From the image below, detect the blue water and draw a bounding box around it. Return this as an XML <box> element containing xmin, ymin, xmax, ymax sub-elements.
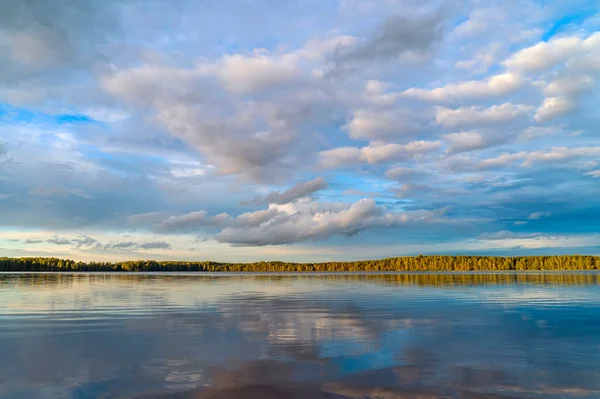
<box><xmin>1</xmin><ymin>273</ymin><xmax>600</xmax><ymax>398</ymax></box>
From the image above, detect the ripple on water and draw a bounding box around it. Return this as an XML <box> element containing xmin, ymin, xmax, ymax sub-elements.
<box><xmin>0</xmin><ymin>272</ymin><xmax>600</xmax><ymax>398</ymax></box>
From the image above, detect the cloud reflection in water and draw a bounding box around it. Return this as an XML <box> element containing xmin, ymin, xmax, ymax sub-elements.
<box><xmin>1</xmin><ymin>273</ymin><xmax>600</xmax><ymax>398</ymax></box>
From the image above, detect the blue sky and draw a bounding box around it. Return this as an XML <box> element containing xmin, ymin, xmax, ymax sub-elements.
<box><xmin>0</xmin><ymin>0</ymin><xmax>599</xmax><ymax>261</ymax></box>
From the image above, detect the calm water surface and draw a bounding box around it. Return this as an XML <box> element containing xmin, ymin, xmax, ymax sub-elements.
<box><xmin>1</xmin><ymin>272</ymin><xmax>600</xmax><ymax>399</ymax></box>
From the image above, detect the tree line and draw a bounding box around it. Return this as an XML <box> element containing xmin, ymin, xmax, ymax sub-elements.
<box><xmin>0</xmin><ymin>255</ymin><xmax>599</xmax><ymax>272</ymax></box>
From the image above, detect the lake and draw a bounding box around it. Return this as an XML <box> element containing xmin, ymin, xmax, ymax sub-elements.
<box><xmin>1</xmin><ymin>272</ymin><xmax>600</xmax><ymax>398</ymax></box>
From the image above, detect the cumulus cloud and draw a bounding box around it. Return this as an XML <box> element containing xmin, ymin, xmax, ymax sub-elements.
<box><xmin>435</xmin><ymin>103</ymin><xmax>532</xmax><ymax>128</ymax></box>
<box><xmin>443</xmin><ymin>130</ymin><xmax>509</xmax><ymax>154</ymax></box>
<box><xmin>385</xmin><ymin>167</ymin><xmax>428</xmax><ymax>181</ymax></box>
<box><xmin>504</xmin><ymin>33</ymin><xmax>600</xmax><ymax>72</ymax></box>
<box><xmin>72</xmin><ymin>235</ymin><xmax>99</xmax><ymax>248</ymax></box>
<box><xmin>534</xmin><ymin>97</ymin><xmax>574</xmax><ymax>122</ymax></box>
<box><xmin>216</xmin><ymin>198</ymin><xmax>448</xmax><ymax>246</ymax></box>
<box><xmin>244</xmin><ymin>177</ymin><xmax>328</xmax><ymax>205</ymax></box>
<box><xmin>231</xmin><ymin>209</ymin><xmax>281</xmax><ymax>228</ymax></box>
<box><xmin>534</xmin><ymin>76</ymin><xmax>595</xmax><ymax>122</ymax></box>
<box><xmin>542</xmin><ymin>76</ymin><xmax>595</xmax><ymax>98</ymax></box>
<box><xmin>212</xmin><ymin>51</ymin><xmax>302</xmax><ymax>94</ymax></box>
<box><xmin>320</xmin><ymin>141</ymin><xmax>441</xmax><ymax>168</ymax></box>
<box><xmin>403</xmin><ymin>73</ymin><xmax>523</xmax><ymax>102</ymax></box>
<box><xmin>343</xmin><ymin>109</ymin><xmax>425</xmax><ymax>139</ymax></box>
<box><xmin>102</xmin><ymin>43</ymin><xmax>340</xmax><ymax>181</ymax></box>
<box><xmin>455</xmin><ymin>42</ymin><xmax>505</xmax><ymax>73</ymax></box>
<box><xmin>362</xmin><ymin>80</ymin><xmax>401</xmax><ymax>107</ymax></box>
<box><xmin>126</xmin><ymin>197</ymin><xmax>455</xmax><ymax>247</ymax></box>
<box><xmin>47</xmin><ymin>236</ymin><xmax>71</xmax><ymax>245</ymax></box>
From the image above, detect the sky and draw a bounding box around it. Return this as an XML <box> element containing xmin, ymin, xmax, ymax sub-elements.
<box><xmin>0</xmin><ymin>0</ymin><xmax>599</xmax><ymax>262</ymax></box>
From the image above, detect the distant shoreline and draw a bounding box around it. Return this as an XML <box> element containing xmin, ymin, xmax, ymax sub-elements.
<box><xmin>1</xmin><ymin>255</ymin><xmax>599</xmax><ymax>272</ymax></box>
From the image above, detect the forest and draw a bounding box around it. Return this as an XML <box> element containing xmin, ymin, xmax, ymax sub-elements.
<box><xmin>0</xmin><ymin>255</ymin><xmax>599</xmax><ymax>272</ymax></box>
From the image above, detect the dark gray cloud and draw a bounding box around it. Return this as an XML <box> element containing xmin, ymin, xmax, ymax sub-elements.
<box><xmin>334</xmin><ymin>11</ymin><xmax>446</xmax><ymax>65</ymax></box>
<box><xmin>243</xmin><ymin>177</ymin><xmax>328</xmax><ymax>205</ymax></box>
<box><xmin>23</xmin><ymin>238</ymin><xmax>43</xmax><ymax>244</ymax></box>
<box><xmin>72</xmin><ymin>235</ymin><xmax>99</xmax><ymax>248</ymax></box>
<box><xmin>104</xmin><ymin>241</ymin><xmax>137</xmax><ymax>250</ymax></box>
<box><xmin>46</xmin><ymin>236</ymin><xmax>71</xmax><ymax>245</ymax></box>
<box><xmin>137</xmin><ymin>241</ymin><xmax>172</xmax><ymax>250</ymax></box>
<box><xmin>0</xmin><ymin>0</ymin><xmax>121</xmax><ymax>47</ymax></box>
<box><xmin>0</xmin><ymin>0</ymin><xmax>124</xmax><ymax>107</ymax></box>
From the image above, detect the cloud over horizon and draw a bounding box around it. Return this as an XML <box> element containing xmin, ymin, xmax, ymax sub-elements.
<box><xmin>1</xmin><ymin>0</ymin><xmax>599</xmax><ymax>260</ymax></box>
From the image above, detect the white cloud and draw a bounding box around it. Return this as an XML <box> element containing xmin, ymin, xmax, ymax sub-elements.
<box><xmin>344</xmin><ymin>109</ymin><xmax>419</xmax><ymax>139</ymax></box>
<box><xmin>443</xmin><ymin>130</ymin><xmax>508</xmax><ymax>154</ymax></box>
<box><xmin>542</xmin><ymin>75</ymin><xmax>595</xmax><ymax>97</ymax></box>
<box><xmin>215</xmin><ymin>198</ymin><xmax>448</xmax><ymax>246</ymax></box>
<box><xmin>100</xmin><ymin>35</ymin><xmax>363</xmax><ymax>182</ymax></box>
<box><xmin>363</xmin><ymin>80</ymin><xmax>400</xmax><ymax>106</ymax></box>
<box><xmin>213</xmin><ymin>51</ymin><xmax>302</xmax><ymax>94</ymax></box>
<box><xmin>320</xmin><ymin>140</ymin><xmax>441</xmax><ymax>168</ymax></box>
<box><xmin>533</xmin><ymin>75</ymin><xmax>596</xmax><ymax>122</ymax></box>
<box><xmin>529</xmin><ymin>212</ymin><xmax>550</xmax><ymax>220</ymax></box>
<box><xmin>585</xmin><ymin>170</ymin><xmax>600</xmax><ymax>178</ymax></box>
<box><xmin>476</xmin><ymin>147</ymin><xmax>600</xmax><ymax>169</ymax></box>
<box><xmin>435</xmin><ymin>103</ymin><xmax>531</xmax><ymax>128</ymax></box>
<box><xmin>403</xmin><ymin>72</ymin><xmax>523</xmax><ymax>102</ymax></box>
<box><xmin>504</xmin><ymin>32</ymin><xmax>600</xmax><ymax>72</ymax></box>
<box><xmin>534</xmin><ymin>97</ymin><xmax>574</xmax><ymax>122</ymax></box>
